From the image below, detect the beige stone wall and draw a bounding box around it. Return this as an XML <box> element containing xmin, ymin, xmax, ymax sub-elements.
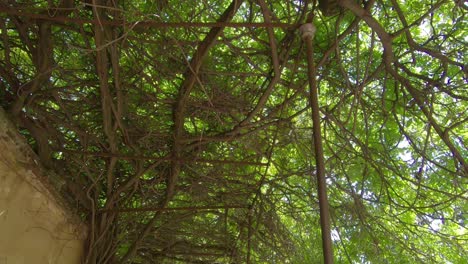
<box><xmin>0</xmin><ymin>109</ymin><xmax>86</xmax><ymax>264</ymax></box>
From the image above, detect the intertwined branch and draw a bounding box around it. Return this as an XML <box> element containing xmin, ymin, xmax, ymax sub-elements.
<box><xmin>0</xmin><ymin>0</ymin><xmax>466</xmax><ymax>263</ymax></box>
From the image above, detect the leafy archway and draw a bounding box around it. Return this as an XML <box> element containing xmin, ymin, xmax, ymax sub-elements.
<box><xmin>0</xmin><ymin>0</ymin><xmax>466</xmax><ymax>263</ymax></box>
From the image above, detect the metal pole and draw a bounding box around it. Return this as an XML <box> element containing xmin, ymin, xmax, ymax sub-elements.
<box><xmin>300</xmin><ymin>23</ymin><xmax>334</xmax><ymax>264</ymax></box>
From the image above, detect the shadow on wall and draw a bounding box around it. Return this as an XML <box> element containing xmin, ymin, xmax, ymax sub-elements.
<box><xmin>0</xmin><ymin>108</ymin><xmax>86</xmax><ymax>264</ymax></box>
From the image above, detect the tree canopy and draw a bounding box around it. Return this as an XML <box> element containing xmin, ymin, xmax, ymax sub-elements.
<box><xmin>0</xmin><ymin>0</ymin><xmax>466</xmax><ymax>263</ymax></box>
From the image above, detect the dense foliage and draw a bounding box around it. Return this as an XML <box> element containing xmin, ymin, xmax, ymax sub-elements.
<box><xmin>0</xmin><ymin>0</ymin><xmax>466</xmax><ymax>263</ymax></box>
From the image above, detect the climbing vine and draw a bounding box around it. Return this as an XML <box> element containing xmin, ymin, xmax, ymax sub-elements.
<box><xmin>0</xmin><ymin>0</ymin><xmax>466</xmax><ymax>263</ymax></box>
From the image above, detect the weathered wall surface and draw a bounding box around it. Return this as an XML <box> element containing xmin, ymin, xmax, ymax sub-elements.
<box><xmin>0</xmin><ymin>109</ymin><xmax>86</xmax><ymax>264</ymax></box>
